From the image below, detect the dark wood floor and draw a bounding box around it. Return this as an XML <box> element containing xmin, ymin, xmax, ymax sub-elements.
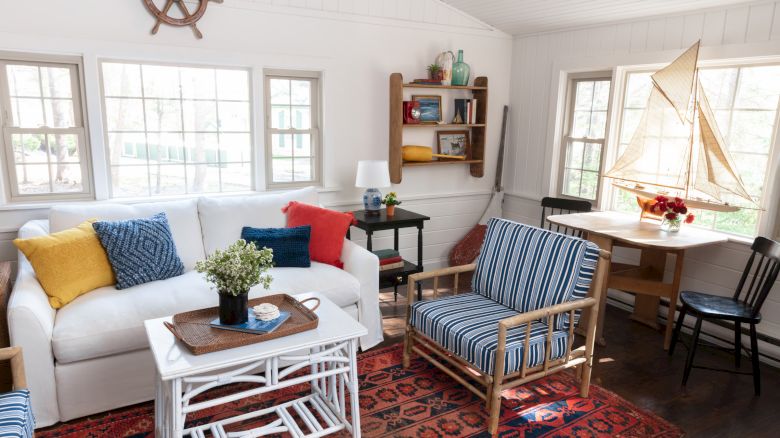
<box><xmin>378</xmin><ymin>283</ymin><xmax>780</xmax><ymax>438</ymax></box>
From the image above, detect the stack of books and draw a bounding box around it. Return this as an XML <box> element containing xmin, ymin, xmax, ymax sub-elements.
<box><xmin>373</xmin><ymin>249</ymin><xmax>404</xmax><ymax>271</ymax></box>
<box><xmin>411</xmin><ymin>79</ymin><xmax>443</xmax><ymax>85</ymax></box>
<box><xmin>454</xmin><ymin>98</ymin><xmax>478</xmax><ymax>124</ymax></box>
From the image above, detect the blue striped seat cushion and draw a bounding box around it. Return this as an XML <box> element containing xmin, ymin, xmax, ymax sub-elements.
<box><xmin>410</xmin><ymin>293</ymin><xmax>569</xmax><ymax>375</ymax></box>
<box><xmin>472</xmin><ymin>218</ymin><xmax>599</xmax><ymax>330</ymax></box>
<box><xmin>0</xmin><ymin>389</ymin><xmax>34</xmax><ymax>438</ymax></box>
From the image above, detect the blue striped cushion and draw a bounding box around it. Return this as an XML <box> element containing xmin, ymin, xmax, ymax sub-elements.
<box><xmin>410</xmin><ymin>293</ymin><xmax>569</xmax><ymax>375</ymax></box>
<box><xmin>0</xmin><ymin>389</ymin><xmax>34</xmax><ymax>438</ymax></box>
<box><xmin>472</xmin><ymin>218</ymin><xmax>599</xmax><ymax>330</ymax></box>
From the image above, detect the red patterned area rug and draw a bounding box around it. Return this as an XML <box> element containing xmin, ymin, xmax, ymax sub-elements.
<box><xmin>40</xmin><ymin>343</ymin><xmax>683</xmax><ymax>437</ymax></box>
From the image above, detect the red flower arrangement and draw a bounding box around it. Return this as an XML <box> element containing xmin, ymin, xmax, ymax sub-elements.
<box><xmin>651</xmin><ymin>195</ymin><xmax>695</xmax><ymax>224</ymax></box>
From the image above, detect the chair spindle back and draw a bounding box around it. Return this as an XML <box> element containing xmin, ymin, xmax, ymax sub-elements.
<box><xmin>540</xmin><ymin>197</ymin><xmax>592</xmax><ymax>237</ymax></box>
<box><xmin>733</xmin><ymin>236</ymin><xmax>780</xmax><ymax>317</ymax></box>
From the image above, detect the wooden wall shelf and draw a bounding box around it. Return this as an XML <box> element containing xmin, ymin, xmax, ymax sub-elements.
<box><xmin>389</xmin><ymin>73</ymin><xmax>488</xmax><ymax>183</ymax></box>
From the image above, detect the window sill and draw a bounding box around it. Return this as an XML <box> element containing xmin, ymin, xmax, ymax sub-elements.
<box><xmin>0</xmin><ymin>186</ymin><xmax>340</xmax><ymax>212</ymax></box>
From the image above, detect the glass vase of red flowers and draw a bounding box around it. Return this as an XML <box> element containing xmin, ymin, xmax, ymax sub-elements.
<box><xmin>651</xmin><ymin>195</ymin><xmax>695</xmax><ymax>233</ymax></box>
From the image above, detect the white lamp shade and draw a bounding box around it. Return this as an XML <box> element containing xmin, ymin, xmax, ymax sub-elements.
<box><xmin>355</xmin><ymin>160</ymin><xmax>391</xmax><ymax>188</ymax></box>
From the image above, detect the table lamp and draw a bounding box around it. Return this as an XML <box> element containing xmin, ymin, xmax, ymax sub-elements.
<box><xmin>355</xmin><ymin>160</ymin><xmax>391</xmax><ymax>214</ymax></box>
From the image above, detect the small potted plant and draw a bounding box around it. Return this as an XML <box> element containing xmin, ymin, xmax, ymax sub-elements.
<box><xmin>427</xmin><ymin>64</ymin><xmax>443</xmax><ymax>81</ymax></box>
<box><xmin>382</xmin><ymin>192</ymin><xmax>402</xmax><ymax>217</ymax></box>
<box><xmin>196</xmin><ymin>239</ymin><xmax>274</xmax><ymax>325</ymax></box>
<box><xmin>650</xmin><ymin>195</ymin><xmax>695</xmax><ymax>232</ymax></box>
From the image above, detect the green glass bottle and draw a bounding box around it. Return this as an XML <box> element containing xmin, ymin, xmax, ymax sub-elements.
<box><xmin>451</xmin><ymin>49</ymin><xmax>470</xmax><ymax>86</ymax></box>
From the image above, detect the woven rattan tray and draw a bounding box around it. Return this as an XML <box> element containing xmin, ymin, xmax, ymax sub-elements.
<box><xmin>163</xmin><ymin>294</ymin><xmax>320</xmax><ymax>355</ymax></box>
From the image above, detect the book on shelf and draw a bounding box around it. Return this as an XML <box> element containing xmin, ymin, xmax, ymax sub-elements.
<box><xmin>411</xmin><ymin>79</ymin><xmax>442</xmax><ymax>85</ymax></box>
<box><xmin>379</xmin><ymin>261</ymin><xmax>405</xmax><ymax>271</ymax></box>
<box><xmin>372</xmin><ymin>249</ymin><xmax>400</xmax><ymax>259</ymax></box>
<box><xmin>379</xmin><ymin>256</ymin><xmax>403</xmax><ymax>265</ymax></box>
<box><xmin>210</xmin><ymin>311</ymin><xmax>291</xmax><ymax>335</ymax></box>
<box><xmin>453</xmin><ymin>98</ymin><xmax>478</xmax><ymax>124</ymax></box>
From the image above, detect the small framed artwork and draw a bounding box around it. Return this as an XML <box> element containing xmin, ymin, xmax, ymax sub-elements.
<box><xmin>411</xmin><ymin>95</ymin><xmax>442</xmax><ymax>123</ymax></box>
<box><xmin>436</xmin><ymin>130</ymin><xmax>470</xmax><ymax>158</ymax></box>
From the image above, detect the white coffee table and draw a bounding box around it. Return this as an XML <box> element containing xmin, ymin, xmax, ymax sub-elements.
<box><xmin>144</xmin><ymin>292</ymin><xmax>368</xmax><ymax>438</ymax></box>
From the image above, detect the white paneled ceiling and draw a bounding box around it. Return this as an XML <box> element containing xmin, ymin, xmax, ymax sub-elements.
<box><xmin>441</xmin><ymin>0</ymin><xmax>761</xmax><ymax>35</ymax></box>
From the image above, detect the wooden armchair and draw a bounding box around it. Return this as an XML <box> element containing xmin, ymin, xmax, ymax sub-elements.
<box><xmin>0</xmin><ymin>346</ymin><xmax>34</xmax><ymax>437</ymax></box>
<box><xmin>403</xmin><ymin>218</ymin><xmax>610</xmax><ymax>435</ymax></box>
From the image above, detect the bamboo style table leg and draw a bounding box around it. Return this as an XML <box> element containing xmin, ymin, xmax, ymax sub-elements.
<box><xmin>579</xmin><ymin>234</ymin><xmax>612</xmax><ymax>346</ymax></box>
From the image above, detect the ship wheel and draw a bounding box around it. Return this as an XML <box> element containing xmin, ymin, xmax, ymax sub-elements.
<box><xmin>145</xmin><ymin>0</ymin><xmax>223</xmax><ymax>39</ymax></box>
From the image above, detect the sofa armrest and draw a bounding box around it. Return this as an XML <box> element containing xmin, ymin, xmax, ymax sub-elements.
<box><xmin>341</xmin><ymin>239</ymin><xmax>382</xmax><ymax>349</ymax></box>
<box><xmin>8</xmin><ymin>220</ymin><xmax>59</xmax><ymax>427</ymax></box>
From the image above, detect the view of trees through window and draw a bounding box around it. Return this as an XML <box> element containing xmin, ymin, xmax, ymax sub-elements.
<box><xmin>1</xmin><ymin>61</ymin><xmax>89</xmax><ymax>199</ymax></box>
<box><xmin>614</xmin><ymin>64</ymin><xmax>780</xmax><ymax>236</ymax></box>
<box><xmin>101</xmin><ymin>62</ymin><xmax>252</xmax><ymax>197</ymax></box>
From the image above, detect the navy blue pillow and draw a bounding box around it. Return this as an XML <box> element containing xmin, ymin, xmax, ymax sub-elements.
<box><xmin>93</xmin><ymin>212</ymin><xmax>185</xmax><ymax>289</ymax></box>
<box><xmin>241</xmin><ymin>226</ymin><xmax>311</xmax><ymax>268</ymax></box>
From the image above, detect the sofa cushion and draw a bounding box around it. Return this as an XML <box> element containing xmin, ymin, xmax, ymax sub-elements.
<box><xmin>241</xmin><ymin>226</ymin><xmax>311</xmax><ymax>268</ymax></box>
<box><xmin>472</xmin><ymin>218</ymin><xmax>599</xmax><ymax>330</ymax></box>
<box><xmin>198</xmin><ymin>187</ymin><xmax>319</xmax><ymax>256</ymax></box>
<box><xmin>93</xmin><ymin>213</ymin><xmax>185</xmax><ymax>289</ymax></box>
<box><xmin>52</xmin><ymin>263</ymin><xmax>360</xmax><ymax>364</ymax></box>
<box><xmin>282</xmin><ymin>201</ymin><xmax>355</xmax><ymax>268</ymax></box>
<box><xmin>49</xmin><ymin>198</ymin><xmax>204</xmax><ymax>271</ymax></box>
<box><xmin>409</xmin><ymin>293</ymin><xmax>569</xmax><ymax>375</ymax></box>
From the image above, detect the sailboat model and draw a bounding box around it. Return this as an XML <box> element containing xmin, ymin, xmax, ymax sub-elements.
<box><xmin>605</xmin><ymin>41</ymin><xmax>754</xmax><ymax>213</ymax></box>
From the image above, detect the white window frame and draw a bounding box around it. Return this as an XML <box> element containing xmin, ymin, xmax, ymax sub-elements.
<box><xmin>604</xmin><ymin>59</ymin><xmax>780</xmax><ymax>239</ymax></box>
<box><xmin>97</xmin><ymin>59</ymin><xmax>255</xmax><ymax>198</ymax></box>
<box><xmin>557</xmin><ymin>71</ymin><xmax>613</xmax><ymax>207</ymax></box>
<box><xmin>0</xmin><ymin>52</ymin><xmax>93</xmax><ymax>202</ymax></box>
<box><xmin>263</xmin><ymin>69</ymin><xmax>322</xmax><ymax>188</ymax></box>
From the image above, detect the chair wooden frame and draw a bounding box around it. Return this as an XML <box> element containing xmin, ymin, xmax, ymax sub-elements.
<box><xmin>0</xmin><ymin>346</ymin><xmax>27</xmax><ymax>391</ymax></box>
<box><xmin>403</xmin><ymin>250</ymin><xmax>611</xmax><ymax>435</ymax></box>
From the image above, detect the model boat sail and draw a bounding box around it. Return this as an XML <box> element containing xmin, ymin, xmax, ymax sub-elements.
<box><xmin>605</xmin><ymin>41</ymin><xmax>754</xmax><ymax>213</ymax></box>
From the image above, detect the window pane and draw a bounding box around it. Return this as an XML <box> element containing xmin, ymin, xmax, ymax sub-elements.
<box><xmin>624</xmin><ymin>73</ymin><xmax>652</xmax><ymax>107</ymax></box>
<box><xmin>291</xmin><ymin>106</ymin><xmax>311</xmax><ymax>129</ymax></box>
<box><xmin>47</xmin><ymin>134</ymin><xmax>80</xmax><ymax>163</ymax></box>
<box><xmin>111</xmin><ymin>166</ymin><xmax>149</xmax><ymax>198</ymax></box>
<box><xmin>270</xmin><ymin>79</ymin><xmax>290</xmax><ymax>105</ymax></box>
<box><xmin>147</xmin><ymin>133</ymin><xmax>183</xmax><ymax>164</ymax></box>
<box><xmin>180</xmin><ymin>68</ymin><xmax>215</xmax><ymax>99</ymax></box>
<box><xmin>563</xmin><ymin>169</ymin><xmax>582</xmax><ymax>197</ymax></box>
<box><xmin>186</xmin><ymin>164</ymin><xmax>220</xmax><ymax>193</ymax></box>
<box><xmin>293</xmin><ymin>157</ymin><xmax>313</xmax><ymax>181</ymax></box>
<box><xmin>571</xmin><ymin>110</ymin><xmax>590</xmax><ymax>137</ymax></box>
<box><xmin>589</xmin><ymin>110</ymin><xmax>606</xmax><ymax>138</ymax></box>
<box><xmin>102</xmin><ymin>63</ymin><xmax>142</xmax><ymax>97</ymax></box>
<box><xmin>108</xmin><ymin>133</ymin><xmax>146</xmax><ymax>165</ymax></box>
<box><xmin>580</xmin><ymin>171</ymin><xmax>598</xmax><ymax>200</ymax></box>
<box><xmin>583</xmin><ymin>143</ymin><xmax>601</xmax><ymax>171</ymax></box>
<box><xmin>221</xmin><ymin>162</ymin><xmax>252</xmax><ymax>192</ymax></box>
<box><xmin>699</xmin><ymin>68</ymin><xmax>737</xmax><ymax>109</ymax></box>
<box><xmin>15</xmin><ymin>164</ymin><xmax>50</xmax><ymax>194</ymax></box>
<box><xmin>566</xmin><ymin>141</ymin><xmax>584</xmax><ymax>169</ymax></box>
<box><xmin>10</xmin><ymin>97</ymin><xmax>44</xmax><ymax>127</ymax></box>
<box><xmin>734</xmin><ymin>66</ymin><xmax>780</xmax><ymax>110</ymax></box>
<box><xmin>272</xmin><ymin>158</ymin><xmax>293</xmax><ymax>182</ymax></box>
<box><xmin>51</xmin><ymin>163</ymin><xmax>83</xmax><ymax>193</ymax></box>
<box><xmin>294</xmin><ymin>133</ymin><xmax>311</xmax><ymax>157</ymax></box>
<box><xmin>6</xmin><ymin>65</ymin><xmax>40</xmax><ymax>96</ymax></box>
<box><xmin>43</xmin><ymin>99</ymin><xmax>75</xmax><ymax>128</ymax></box>
<box><xmin>184</xmin><ymin>133</ymin><xmax>218</xmax><ymax>163</ymax></box>
<box><xmin>105</xmin><ymin>98</ymin><xmax>144</xmax><ymax>131</ymax></box>
<box><xmin>271</xmin><ymin>105</ymin><xmax>291</xmax><ymax>129</ymax></box>
<box><xmin>592</xmin><ymin>81</ymin><xmax>610</xmax><ymax>110</ymax></box>
<box><xmin>142</xmin><ymin>65</ymin><xmax>180</xmax><ymax>98</ymax></box>
<box><xmin>218</xmin><ymin>101</ymin><xmax>249</xmax><ymax>131</ymax></box>
<box><xmin>220</xmin><ymin>133</ymin><xmax>251</xmax><ymax>162</ymax></box>
<box><xmin>182</xmin><ymin>100</ymin><xmax>217</xmax><ymax>131</ymax></box>
<box><xmin>291</xmin><ymin>80</ymin><xmax>311</xmax><ymax>105</ymax></box>
<box><xmin>728</xmin><ymin>110</ymin><xmax>775</xmax><ymax>153</ymax></box>
<box><xmin>40</xmin><ymin>67</ymin><xmax>73</xmax><ymax>98</ymax></box>
<box><xmin>144</xmin><ymin>99</ymin><xmax>182</xmax><ymax>131</ymax></box>
<box><xmin>149</xmin><ymin>165</ymin><xmax>186</xmax><ymax>196</ymax></box>
<box><xmin>574</xmin><ymin>82</ymin><xmax>593</xmax><ymax>110</ymax></box>
<box><xmin>11</xmin><ymin>133</ymin><xmax>46</xmax><ymax>163</ymax></box>
<box><xmin>272</xmin><ymin>134</ymin><xmax>293</xmax><ymax>157</ymax></box>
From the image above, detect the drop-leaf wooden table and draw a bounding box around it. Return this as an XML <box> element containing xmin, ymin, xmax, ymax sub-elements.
<box><xmin>547</xmin><ymin>211</ymin><xmax>727</xmax><ymax>350</ymax></box>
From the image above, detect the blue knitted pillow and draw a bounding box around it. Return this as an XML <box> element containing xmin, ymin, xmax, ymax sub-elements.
<box><xmin>93</xmin><ymin>212</ymin><xmax>185</xmax><ymax>289</ymax></box>
<box><xmin>241</xmin><ymin>226</ymin><xmax>311</xmax><ymax>268</ymax></box>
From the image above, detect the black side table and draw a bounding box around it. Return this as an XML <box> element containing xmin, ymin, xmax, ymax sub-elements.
<box><xmin>349</xmin><ymin>208</ymin><xmax>431</xmax><ymax>301</ymax></box>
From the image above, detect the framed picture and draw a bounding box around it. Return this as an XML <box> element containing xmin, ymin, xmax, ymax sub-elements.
<box><xmin>436</xmin><ymin>130</ymin><xmax>470</xmax><ymax>158</ymax></box>
<box><xmin>412</xmin><ymin>95</ymin><xmax>441</xmax><ymax>123</ymax></box>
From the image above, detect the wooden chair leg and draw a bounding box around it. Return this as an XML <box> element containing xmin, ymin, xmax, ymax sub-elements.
<box><xmin>734</xmin><ymin>321</ymin><xmax>742</xmax><ymax>368</ymax></box>
<box><xmin>669</xmin><ymin>304</ymin><xmax>688</xmax><ymax>356</ymax></box>
<box><xmin>580</xmin><ymin>361</ymin><xmax>592</xmax><ymax>397</ymax></box>
<box><xmin>682</xmin><ymin>316</ymin><xmax>703</xmax><ymax>387</ymax></box>
<box><xmin>402</xmin><ymin>329</ymin><xmax>412</xmax><ymax>368</ymax></box>
<box><xmin>750</xmin><ymin>323</ymin><xmax>761</xmax><ymax>396</ymax></box>
<box><xmin>487</xmin><ymin>382</ymin><xmax>502</xmax><ymax>435</ymax></box>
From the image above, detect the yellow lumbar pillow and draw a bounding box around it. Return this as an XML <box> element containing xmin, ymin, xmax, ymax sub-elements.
<box><xmin>14</xmin><ymin>220</ymin><xmax>115</xmax><ymax>309</ymax></box>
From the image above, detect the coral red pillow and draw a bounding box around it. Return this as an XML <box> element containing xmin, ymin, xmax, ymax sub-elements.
<box><xmin>282</xmin><ymin>202</ymin><xmax>355</xmax><ymax>268</ymax></box>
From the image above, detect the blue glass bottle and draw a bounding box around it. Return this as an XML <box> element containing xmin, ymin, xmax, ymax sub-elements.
<box><xmin>451</xmin><ymin>50</ymin><xmax>470</xmax><ymax>86</ymax></box>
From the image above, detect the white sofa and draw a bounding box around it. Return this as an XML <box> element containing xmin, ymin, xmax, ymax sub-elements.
<box><xmin>8</xmin><ymin>187</ymin><xmax>382</xmax><ymax>428</ymax></box>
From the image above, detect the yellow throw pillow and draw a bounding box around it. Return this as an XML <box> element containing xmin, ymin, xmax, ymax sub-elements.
<box><xmin>14</xmin><ymin>220</ymin><xmax>115</xmax><ymax>309</ymax></box>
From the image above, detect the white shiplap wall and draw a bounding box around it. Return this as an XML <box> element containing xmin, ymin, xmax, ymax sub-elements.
<box><xmin>504</xmin><ymin>0</ymin><xmax>780</xmax><ymax>362</ymax></box>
